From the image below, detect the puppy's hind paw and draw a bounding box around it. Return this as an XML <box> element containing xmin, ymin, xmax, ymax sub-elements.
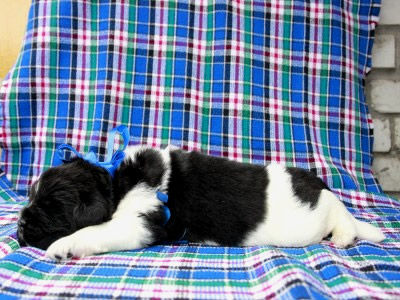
<box><xmin>331</xmin><ymin>233</ymin><xmax>356</xmax><ymax>248</ymax></box>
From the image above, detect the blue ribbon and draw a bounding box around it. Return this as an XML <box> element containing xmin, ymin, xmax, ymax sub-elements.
<box><xmin>157</xmin><ymin>191</ymin><xmax>186</xmax><ymax>239</ymax></box>
<box><xmin>56</xmin><ymin>125</ymin><xmax>130</xmax><ymax>177</ymax></box>
<box><xmin>157</xmin><ymin>191</ymin><xmax>171</xmax><ymax>226</ymax></box>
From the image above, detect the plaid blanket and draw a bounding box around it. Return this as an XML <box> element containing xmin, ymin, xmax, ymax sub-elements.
<box><xmin>1</xmin><ymin>190</ymin><xmax>400</xmax><ymax>299</ymax></box>
<box><xmin>1</xmin><ymin>0</ymin><xmax>400</xmax><ymax>298</ymax></box>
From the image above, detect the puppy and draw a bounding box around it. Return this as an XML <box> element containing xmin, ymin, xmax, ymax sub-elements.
<box><xmin>18</xmin><ymin>146</ymin><xmax>385</xmax><ymax>259</ymax></box>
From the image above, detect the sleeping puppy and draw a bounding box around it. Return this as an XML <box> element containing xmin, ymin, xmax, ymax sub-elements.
<box><xmin>17</xmin><ymin>146</ymin><xmax>385</xmax><ymax>260</ymax></box>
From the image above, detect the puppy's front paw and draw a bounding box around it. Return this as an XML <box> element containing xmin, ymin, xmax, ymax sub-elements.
<box><xmin>46</xmin><ymin>234</ymin><xmax>96</xmax><ymax>260</ymax></box>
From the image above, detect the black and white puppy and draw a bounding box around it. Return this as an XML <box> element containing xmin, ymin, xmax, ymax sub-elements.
<box><xmin>18</xmin><ymin>146</ymin><xmax>385</xmax><ymax>259</ymax></box>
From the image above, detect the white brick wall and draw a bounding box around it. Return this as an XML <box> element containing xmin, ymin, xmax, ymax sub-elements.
<box><xmin>379</xmin><ymin>0</ymin><xmax>400</xmax><ymax>25</ymax></box>
<box><xmin>370</xmin><ymin>80</ymin><xmax>400</xmax><ymax>113</ymax></box>
<box><xmin>373</xmin><ymin>118</ymin><xmax>391</xmax><ymax>152</ymax></box>
<box><xmin>394</xmin><ymin>118</ymin><xmax>400</xmax><ymax>150</ymax></box>
<box><xmin>367</xmin><ymin>0</ymin><xmax>400</xmax><ymax>199</ymax></box>
<box><xmin>373</xmin><ymin>157</ymin><xmax>400</xmax><ymax>192</ymax></box>
<box><xmin>372</xmin><ymin>35</ymin><xmax>395</xmax><ymax>69</ymax></box>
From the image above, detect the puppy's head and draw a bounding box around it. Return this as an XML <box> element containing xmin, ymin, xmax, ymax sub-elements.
<box><xmin>18</xmin><ymin>158</ymin><xmax>114</xmax><ymax>250</ymax></box>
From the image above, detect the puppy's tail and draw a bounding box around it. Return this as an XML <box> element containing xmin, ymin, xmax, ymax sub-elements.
<box><xmin>353</xmin><ymin>218</ymin><xmax>386</xmax><ymax>243</ymax></box>
<box><xmin>323</xmin><ymin>190</ymin><xmax>385</xmax><ymax>246</ymax></box>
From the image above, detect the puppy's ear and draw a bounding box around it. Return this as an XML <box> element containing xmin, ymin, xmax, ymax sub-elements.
<box><xmin>70</xmin><ymin>160</ymin><xmax>115</xmax><ymax>229</ymax></box>
<box><xmin>73</xmin><ymin>192</ymin><xmax>113</xmax><ymax>229</ymax></box>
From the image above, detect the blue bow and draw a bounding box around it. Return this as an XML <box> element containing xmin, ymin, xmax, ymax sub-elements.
<box><xmin>56</xmin><ymin>125</ymin><xmax>130</xmax><ymax>177</ymax></box>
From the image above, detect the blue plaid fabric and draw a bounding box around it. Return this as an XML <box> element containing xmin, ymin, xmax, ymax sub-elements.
<box><xmin>0</xmin><ymin>0</ymin><xmax>383</xmax><ymax>196</ymax></box>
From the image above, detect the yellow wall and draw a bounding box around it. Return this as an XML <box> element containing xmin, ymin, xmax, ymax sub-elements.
<box><xmin>0</xmin><ymin>0</ymin><xmax>31</xmax><ymax>79</ymax></box>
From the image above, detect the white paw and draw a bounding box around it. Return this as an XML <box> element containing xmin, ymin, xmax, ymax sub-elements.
<box><xmin>46</xmin><ymin>234</ymin><xmax>97</xmax><ymax>260</ymax></box>
<box><xmin>331</xmin><ymin>233</ymin><xmax>356</xmax><ymax>248</ymax></box>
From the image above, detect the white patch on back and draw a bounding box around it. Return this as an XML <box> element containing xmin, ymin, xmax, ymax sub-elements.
<box><xmin>242</xmin><ymin>164</ymin><xmax>332</xmax><ymax>247</ymax></box>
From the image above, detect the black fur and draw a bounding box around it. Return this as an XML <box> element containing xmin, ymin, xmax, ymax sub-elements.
<box><xmin>286</xmin><ymin>168</ymin><xmax>330</xmax><ymax>210</ymax></box>
<box><xmin>165</xmin><ymin>150</ymin><xmax>268</xmax><ymax>245</ymax></box>
<box><xmin>140</xmin><ymin>209</ymin><xmax>169</xmax><ymax>245</ymax></box>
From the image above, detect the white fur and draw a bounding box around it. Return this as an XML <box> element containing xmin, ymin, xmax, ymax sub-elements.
<box><xmin>123</xmin><ymin>145</ymin><xmax>148</xmax><ymax>161</ymax></box>
<box><xmin>159</xmin><ymin>146</ymin><xmax>172</xmax><ymax>192</ymax></box>
<box><xmin>46</xmin><ymin>183</ymin><xmax>161</xmax><ymax>259</ymax></box>
<box><xmin>243</xmin><ymin>164</ymin><xmax>385</xmax><ymax>247</ymax></box>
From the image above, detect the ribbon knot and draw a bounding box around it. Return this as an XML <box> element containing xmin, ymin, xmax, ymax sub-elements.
<box><xmin>56</xmin><ymin>125</ymin><xmax>130</xmax><ymax>177</ymax></box>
